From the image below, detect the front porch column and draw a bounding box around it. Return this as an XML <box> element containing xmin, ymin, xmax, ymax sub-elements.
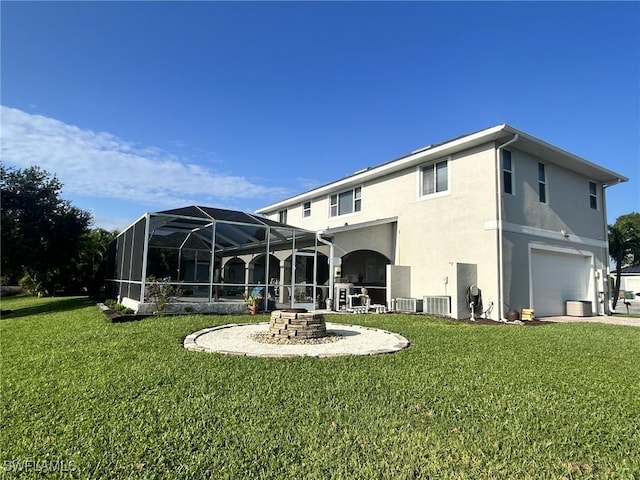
<box><xmin>244</xmin><ymin>263</ymin><xmax>253</xmax><ymax>294</ymax></box>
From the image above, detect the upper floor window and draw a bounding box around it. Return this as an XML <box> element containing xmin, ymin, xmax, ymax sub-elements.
<box><xmin>589</xmin><ymin>182</ymin><xmax>598</xmax><ymax>210</ymax></box>
<box><xmin>421</xmin><ymin>159</ymin><xmax>448</xmax><ymax>196</ymax></box>
<box><xmin>330</xmin><ymin>186</ymin><xmax>361</xmax><ymax>217</ymax></box>
<box><xmin>302</xmin><ymin>201</ymin><xmax>311</xmax><ymax>218</ymax></box>
<box><xmin>538</xmin><ymin>163</ymin><xmax>547</xmax><ymax>203</ymax></box>
<box><xmin>503</xmin><ymin>150</ymin><xmax>513</xmax><ymax>195</ymax></box>
<box><xmin>278</xmin><ymin>209</ymin><xmax>288</xmax><ymax>224</ymax></box>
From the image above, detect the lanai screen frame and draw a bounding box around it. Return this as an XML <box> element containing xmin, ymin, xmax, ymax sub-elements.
<box><xmin>105</xmin><ymin>205</ymin><xmax>324</xmax><ymax>311</ymax></box>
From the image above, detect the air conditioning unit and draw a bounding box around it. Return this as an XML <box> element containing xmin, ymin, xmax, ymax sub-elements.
<box><xmin>395</xmin><ymin>298</ymin><xmax>423</xmax><ymax>313</ymax></box>
<box><xmin>423</xmin><ymin>296</ymin><xmax>451</xmax><ymax>316</ymax></box>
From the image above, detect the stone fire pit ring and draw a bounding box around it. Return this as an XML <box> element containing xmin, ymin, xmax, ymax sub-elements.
<box><xmin>184</xmin><ymin>321</ymin><xmax>410</xmax><ymax>358</ymax></box>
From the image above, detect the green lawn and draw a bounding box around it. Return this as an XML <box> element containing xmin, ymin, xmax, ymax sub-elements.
<box><xmin>1</xmin><ymin>296</ymin><xmax>639</xmax><ymax>479</ymax></box>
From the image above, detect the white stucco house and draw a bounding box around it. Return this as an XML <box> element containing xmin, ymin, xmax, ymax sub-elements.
<box><xmin>256</xmin><ymin>124</ymin><xmax>628</xmax><ymax>320</ymax></box>
<box><xmin>616</xmin><ymin>263</ymin><xmax>640</xmax><ymax>298</ymax></box>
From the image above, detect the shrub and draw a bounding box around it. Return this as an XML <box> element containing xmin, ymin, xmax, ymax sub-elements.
<box><xmin>145</xmin><ymin>276</ymin><xmax>181</xmax><ymax>315</ymax></box>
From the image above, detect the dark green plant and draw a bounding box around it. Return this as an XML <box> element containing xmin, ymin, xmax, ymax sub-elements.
<box><xmin>609</xmin><ymin>212</ymin><xmax>640</xmax><ymax>309</ymax></box>
<box><xmin>76</xmin><ymin>228</ymin><xmax>119</xmax><ymax>296</ymax></box>
<box><xmin>1</xmin><ymin>164</ymin><xmax>92</xmax><ymax>294</ymax></box>
<box><xmin>18</xmin><ymin>272</ymin><xmax>45</xmax><ymax>297</ymax></box>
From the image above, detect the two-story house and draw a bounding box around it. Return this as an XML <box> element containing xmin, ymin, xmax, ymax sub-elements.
<box><xmin>256</xmin><ymin>124</ymin><xmax>628</xmax><ymax>320</ymax></box>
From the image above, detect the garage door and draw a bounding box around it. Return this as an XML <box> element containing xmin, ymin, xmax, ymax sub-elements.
<box><xmin>531</xmin><ymin>249</ymin><xmax>591</xmax><ymax>317</ymax></box>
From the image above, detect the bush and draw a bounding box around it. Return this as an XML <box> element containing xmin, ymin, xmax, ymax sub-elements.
<box><xmin>104</xmin><ymin>299</ymin><xmax>134</xmax><ymax>315</ymax></box>
<box><xmin>145</xmin><ymin>276</ymin><xmax>181</xmax><ymax>315</ymax></box>
<box><xmin>18</xmin><ymin>272</ymin><xmax>45</xmax><ymax>296</ymax></box>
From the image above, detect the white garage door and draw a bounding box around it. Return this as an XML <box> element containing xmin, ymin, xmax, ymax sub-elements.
<box><xmin>531</xmin><ymin>249</ymin><xmax>592</xmax><ymax>317</ymax></box>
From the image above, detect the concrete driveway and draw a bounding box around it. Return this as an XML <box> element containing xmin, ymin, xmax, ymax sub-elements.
<box><xmin>613</xmin><ymin>297</ymin><xmax>640</xmax><ymax>315</ymax></box>
<box><xmin>540</xmin><ymin>315</ymin><xmax>640</xmax><ymax>327</ymax></box>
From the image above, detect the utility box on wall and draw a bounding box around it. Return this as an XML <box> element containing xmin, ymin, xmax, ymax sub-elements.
<box><xmin>386</xmin><ymin>265</ymin><xmax>411</xmax><ymax>307</ymax></box>
<box><xmin>453</xmin><ymin>262</ymin><xmax>478</xmax><ymax>320</ymax></box>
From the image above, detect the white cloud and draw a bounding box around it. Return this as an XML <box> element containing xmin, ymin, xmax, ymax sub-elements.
<box><xmin>0</xmin><ymin>105</ymin><xmax>289</xmax><ymax>209</ymax></box>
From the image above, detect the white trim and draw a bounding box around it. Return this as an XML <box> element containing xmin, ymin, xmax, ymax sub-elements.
<box><xmin>417</xmin><ymin>156</ymin><xmax>451</xmax><ymax>200</ymax></box>
<box><xmin>538</xmin><ymin>162</ymin><xmax>548</xmax><ymax>205</ymax></box>
<box><xmin>322</xmin><ymin>216</ymin><xmax>398</xmax><ymax>235</ymax></box>
<box><xmin>528</xmin><ymin>242</ymin><xmax>596</xmax><ymax>258</ymax></box>
<box><xmin>257</xmin><ymin>125</ymin><xmax>508</xmax><ymax>213</ymax></box>
<box><xmin>588</xmin><ymin>180</ymin><xmax>600</xmax><ymax>211</ymax></box>
<box><xmin>328</xmin><ymin>185</ymin><xmax>363</xmax><ymax>219</ymax></box>
<box><xmin>417</xmin><ymin>189</ymin><xmax>452</xmax><ymax>202</ymax></box>
<box><xmin>484</xmin><ymin>220</ymin><xmax>607</xmax><ymax>248</ymax></box>
<box><xmin>278</xmin><ymin>209</ymin><xmax>288</xmax><ymax>224</ymax></box>
<box><xmin>502</xmin><ymin>149</ymin><xmax>516</xmax><ymax>196</ymax></box>
<box><xmin>256</xmin><ymin>124</ymin><xmax>627</xmax><ymax>215</ymax></box>
<box><xmin>301</xmin><ymin>200</ymin><xmax>311</xmax><ymax>220</ymax></box>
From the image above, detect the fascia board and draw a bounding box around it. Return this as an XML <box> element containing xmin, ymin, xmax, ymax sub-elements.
<box><xmin>501</xmin><ymin>125</ymin><xmax>629</xmax><ymax>184</ymax></box>
<box><xmin>256</xmin><ymin>124</ymin><xmax>508</xmax><ymax>214</ymax></box>
<box><xmin>321</xmin><ymin>216</ymin><xmax>399</xmax><ymax>235</ymax></box>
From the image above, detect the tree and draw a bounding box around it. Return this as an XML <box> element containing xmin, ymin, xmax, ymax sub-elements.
<box><xmin>608</xmin><ymin>212</ymin><xmax>640</xmax><ymax>309</ymax></box>
<box><xmin>1</xmin><ymin>164</ymin><xmax>92</xmax><ymax>295</ymax></box>
<box><xmin>75</xmin><ymin>228</ymin><xmax>119</xmax><ymax>296</ymax></box>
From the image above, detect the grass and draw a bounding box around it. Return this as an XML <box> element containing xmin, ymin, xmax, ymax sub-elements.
<box><xmin>1</xmin><ymin>296</ymin><xmax>639</xmax><ymax>479</ymax></box>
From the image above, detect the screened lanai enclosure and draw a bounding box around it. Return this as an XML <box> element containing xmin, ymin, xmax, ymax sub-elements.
<box><xmin>105</xmin><ymin>206</ymin><xmax>332</xmax><ymax>314</ymax></box>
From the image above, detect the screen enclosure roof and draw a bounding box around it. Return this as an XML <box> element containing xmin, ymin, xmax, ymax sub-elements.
<box><xmin>137</xmin><ymin>205</ymin><xmax>319</xmax><ymax>255</ymax></box>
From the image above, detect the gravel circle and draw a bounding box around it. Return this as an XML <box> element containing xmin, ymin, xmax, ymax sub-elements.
<box><xmin>250</xmin><ymin>332</ymin><xmax>344</xmax><ymax>345</ymax></box>
<box><xmin>184</xmin><ymin>322</ymin><xmax>410</xmax><ymax>358</ymax></box>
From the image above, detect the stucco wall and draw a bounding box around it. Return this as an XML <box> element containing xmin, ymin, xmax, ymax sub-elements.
<box><xmin>394</xmin><ymin>143</ymin><xmax>500</xmax><ymax>309</ymax></box>
<box><xmin>330</xmin><ymin>222</ymin><xmax>396</xmax><ymax>259</ymax></box>
<box><xmin>263</xmin><ymin>142</ymin><xmax>502</xmax><ymax>315</ymax></box>
<box><xmin>499</xmin><ymin>147</ymin><xmax>609</xmax><ymax>314</ymax></box>
<box><xmin>261</xmin><ymin>137</ymin><xmax>612</xmax><ymax>318</ymax></box>
<box><xmin>503</xmin><ymin>149</ymin><xmax>607</xmax><ymax>241</ymax></box>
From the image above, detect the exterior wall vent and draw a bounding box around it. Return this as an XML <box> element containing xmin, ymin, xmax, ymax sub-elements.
<box><xmin>395</xmin><ymin>297</ymin><xmax>423</xmax><ymax>313</ymax></box>
<box><xmin>423</xmin><ymin>296</ymin><xmax>451</xmax><ymax>316</ymax></box>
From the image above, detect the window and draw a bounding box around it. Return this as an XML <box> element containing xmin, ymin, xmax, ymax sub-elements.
<box><xmin>589</xmin><ymin>182</ymin><xmax>598</xmax><ymax>210</ymax></box>
<box><xmin>503</xmin><ymin>150</ymin><xmax>513</xmax><ymax>195</ymax></box>
<box><xmin>421</xmin><ymin>159</ymin><xmax>448</xmax><ymax>196</ymax></box>
<box><xmin>330</xmin><ymin>186</ymin><xmax>361</xmax><ymax>217</ymax></box>
<box><xmin>538</xmin><ymin>163</ymin><xmax>547</xmax><ymax>203</ymax></box>
<box><xmin>278</xmin><ymin>209</ymin><xmax>287</xmax><ymax>224</ymax></box>
<box><xmin>302</xmin><ymin>201</ymin><xmax>311</xmax><ymax>218</ymax></box>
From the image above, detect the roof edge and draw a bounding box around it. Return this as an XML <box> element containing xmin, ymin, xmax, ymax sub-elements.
<box><xmin>256</xmin><ymin>124</ymin><xmax>507</xmax><ymax>213</ymax></box>
<box><xmin>256</xmin><ymin>124</ymin><xmax>628</xmax><ymax>214</ymax></box>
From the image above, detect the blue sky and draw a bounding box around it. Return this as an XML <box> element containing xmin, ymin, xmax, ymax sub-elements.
<box><xmin>1</xmin><ymin>1</ymin><xmax>638</xmax><ymax>231</ymax></box>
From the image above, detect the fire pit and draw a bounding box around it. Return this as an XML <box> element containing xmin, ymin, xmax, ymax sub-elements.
<box><xmin>268</xmin><ymin>309</ymin><xmax>327</xmax><ymax>340</ymax></box>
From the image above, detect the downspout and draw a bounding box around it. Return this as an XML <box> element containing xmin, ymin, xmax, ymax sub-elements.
<box><xmin>316</xmin><ymin>232</ymin><xmax>335</xmax><ymax>310</ymax></box>
<box><xmin>495</xmin><ymin>134</ymin><xmax>519</xmax><ymax>322</ymax></box>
